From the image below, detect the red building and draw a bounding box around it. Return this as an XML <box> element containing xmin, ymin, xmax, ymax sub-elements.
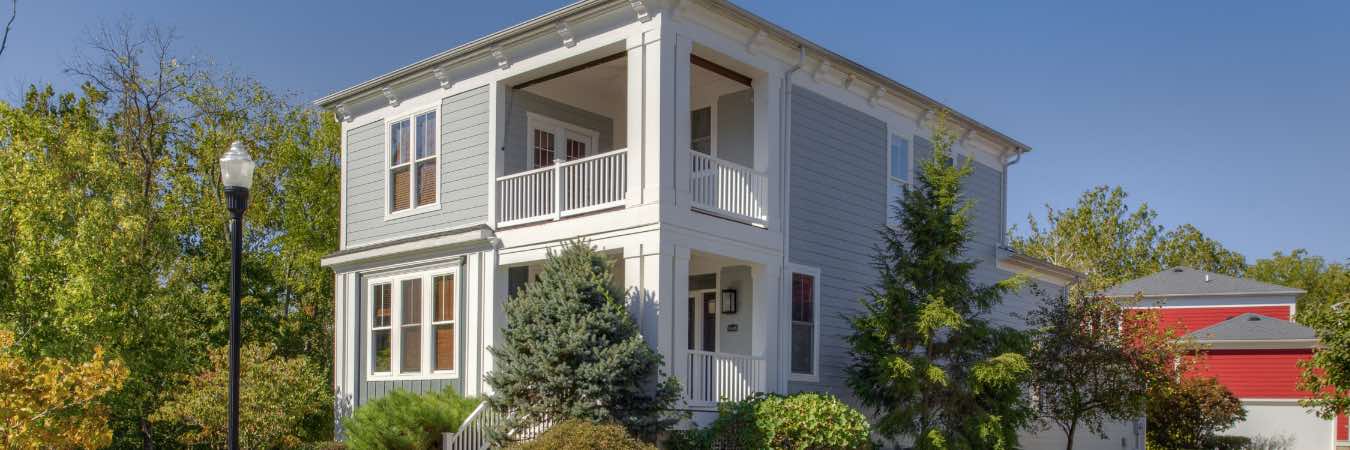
<box><xmin>1106</xmin><ymin>267</ymin><xmax>1344</xmax><ymax>449</ymax></box>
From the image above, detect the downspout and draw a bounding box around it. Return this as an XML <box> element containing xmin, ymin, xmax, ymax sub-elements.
<box><xmin>778</xmin><ymin>45</ymin><xmax>804</xmax><ymax>393</ymax></box>
<box><xmin>999</xmin><ymin>147</ymin><xmax>1024</xmax><ymax>247</ymax></box>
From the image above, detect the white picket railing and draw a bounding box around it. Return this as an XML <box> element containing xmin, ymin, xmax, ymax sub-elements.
<box><xmin>443</xmin><ymin>403</ymin><xmax>552</xmax><ymax>450</ymax></box>
<box><xmin>684</xmin><ymin>350</ymin><xmax>766</xmax><ymax>406</ymax></box>
<box><xmin>688</xmin><ymin>150</ymin><xmax>768</xmax><ymax>226</ymax></box>
<box><xmin>497</xmin><ymin>149</ymin><xmax>628</xmax><ymax>227</ymax></box>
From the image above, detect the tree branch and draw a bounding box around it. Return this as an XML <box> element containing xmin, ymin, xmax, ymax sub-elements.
<box><xmin>0</xmin><ymin>0</ymin><xmax>16</xmax><ymax>58</ymax></box>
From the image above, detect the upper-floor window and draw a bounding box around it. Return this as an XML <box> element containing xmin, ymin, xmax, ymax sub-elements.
<box><xmin>887</xmin><ymin>134</ymin><xmax>911</xmax><ymax>222</ymax></box>
<box><xmin>527</xmin><ymin>112</ymin><xmax>597</xmax><ymax>169</ymax></box>
<box><xmin>368</xmin><ymin>268</ymin><xmax>459</xmax><ymax>379</ymax></box>
<box><xmin>388</xmin><ymin>110</ymin><xmax>438</xmax><ymax>214</ymax></box>
<box><xmin>788</xmin><ymin>266</ymin><xmax>820</xmax><ymax>381</ymax></box>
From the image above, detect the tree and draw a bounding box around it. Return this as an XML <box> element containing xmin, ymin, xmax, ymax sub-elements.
<box><xmin>846</xmin><ymin>115</ymin><xmax>1031</xmax><ymax>449</ymax></box>
<box><xmin>150</xmin><ymin>343</ymin><xmax>332</xmax><ymax>449</ymax></box>
<box><xmin>484</xmin><ymin>241</ymin><xmax>680</xmax><ymax>441</ymax></box>
<box><xmin>1145</xmin><ymin>376</ymin><xmax>1246</xmax><ymax>450</ymax></box>
<box><xmin>1010</xmin><ymin>186</ymin><xmax>1246</xmax><ymax>292</ymax></box>
<box><xmin>0</xmin><ymin>329</ymin><xmax>129</xmax><ymax>449</ymax></box>
<box><xmin>1025</xmin><ymin>291</ymin><xmax>1192</xmax><ymax>450</ymax></box>
<box><xmin>1246</xmin><ymin>250</ymin><xmax>1350</xmax><ymax>418</ymax></box>
<box><xmin>0</xmin><ymin>0</ymin><xmax>14</xmax><ymax>58</ymax></box>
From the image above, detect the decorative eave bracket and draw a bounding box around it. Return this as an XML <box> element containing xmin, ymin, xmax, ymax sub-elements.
<box><xmin>746</xmin><ymin>30</ymin><xmax>767</xmax><ymax>55</ymax></box>
<box><xmin>381</xmin><ymin>86</ymin><xmax>399</xmax><ymax>107</ymax></box>
<box><xmin>491</xmin><ymin>45</ymin><xmax>510</xmax><ymax>70</ymax></box>
<box><xmin>629</xmin><ymin>0</ymin><xmax>651</xmax><ymax>22</ymax></box>
<box><xmin>432</xmin><ymin>67</ymin><xmax>453</xmax><ymax>90</ymax></box>
<box><xmin>869</xmin><ymin>86</ymin><xmax>886</xmax><ymax>107</ymax></box>
<box><xmin>335</xmin><ymin>103</ymin><xmax>352</xmax><ymax>122</ymax></box>
<box><xmin>556</xmin><ymin>21</ymin><xmax>576</xmax><ymax>48</ymax></box>
<box><xmin>812</xmin><ymin>60</ymin><xmax>832</xmax><ymax>84</ymax></box>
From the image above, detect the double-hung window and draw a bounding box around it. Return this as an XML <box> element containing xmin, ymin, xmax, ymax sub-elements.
<box><xmin>887</xmin><ymin>133</ymin><xmax>911</xmax><ymax>223</ymax></box>
<box><xmin>388</xmin><ymin>109</ymin><xmax>438</xmax><ymax>214</ymax></box>
<box><xmin>368</xmin><ymin>267</ymin><xmax>459</xmax><ymax>379</ymax></box>
<box><xmin>788</xmin><ymin>266</ymin><xmax>820</xmax><ymax>380</ymax></box>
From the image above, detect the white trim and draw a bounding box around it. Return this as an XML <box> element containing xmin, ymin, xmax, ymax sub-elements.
<box><xmin>365</xmin><ymin>264</ymin><xmax>464</xmax><ymax>381</ymax></box>
<box><xmin>885</xmin><ymin>131</ymin><xmax>913</xmax><ymax>224</ymax></box>
<box><xmin>1107</xmin><ymin>290</ymin><xmax>1305</xmax><ymax>299</ymax></box>
<box><xmin>384</xmin><ymin>104</ymin><xmax>443</xmax><ymax>220</ymax></box>
<box><xmin>785</xmin><ymin>263</ymin><xmax>820</xmax><ymax>382</ymax></box>
<box><xmin>1123</xmin><ymin>303</ymin><xmax>1295</xmax><ymax>310</ymax></box>
<box><xmin>525</xmin><ymin>112</ymin><xmax>601</xmax><ymax>169</ymax></box>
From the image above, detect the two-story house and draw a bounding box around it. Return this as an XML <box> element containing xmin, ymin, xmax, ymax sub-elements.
<box><xmin>317</xmin><ymin>1</ymin><xmax>1131</xmax><ymax>448</ymax></box>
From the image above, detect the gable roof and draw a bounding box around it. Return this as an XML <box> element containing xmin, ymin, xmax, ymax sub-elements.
<box><xmin>1102</xmin><ymin>266</ymin><xmax>1304</xmax><ymax>298</ymax></box>
<box><xmin>1187</xmin><ymin>313</ymin><xmax>1316</xmax><ymax>342</ymax></box>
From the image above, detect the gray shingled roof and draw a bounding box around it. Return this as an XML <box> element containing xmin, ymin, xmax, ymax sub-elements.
<box><xmin>1102</xmin><ymin>266</ymin><xmax>1304</xmax><ymax>298</ymax></box>
<box><xmin>1187</xmin><ymin>313</ymin><xmax>1317</xmax><ymax>342</ymax></box>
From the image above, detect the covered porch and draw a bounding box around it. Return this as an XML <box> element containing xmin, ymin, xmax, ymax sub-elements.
<box><xmin>677</xmin><ymin>251</ymin><xmax>771</xmax><ymax>408</ymax></box>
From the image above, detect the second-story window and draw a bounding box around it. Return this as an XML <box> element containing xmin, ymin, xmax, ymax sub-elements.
<box><xmin>528</xmin><ymin>113</ymin><xmax>597</xmax><ymax>169</ymax></box>
<box><xmin>887</xmin><ymin>134</ymin><xmax>911</xmax><ymax>222</ymax></box>
<box><xmin>389</xmin><ymin>110</ymin><xmax>438</xmax><ymax>214</ymax></box>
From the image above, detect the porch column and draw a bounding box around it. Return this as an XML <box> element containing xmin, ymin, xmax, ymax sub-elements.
<box><xmin>669</xmin><ymin>244</ymin><xmax>691</xmax><ymax>400</ymax></box>
<box><xmin>752</xmin><ymin>261</ymin><xmax>782</xmax><ymax>393</ymax></box>
<box><xmin>671</xmin><ymin>34</ymin><xmax>693</xmax><ymax>209</ymax></box>
<box><xmin>479</xmin><ymin>248</ymin><xmax>503</xmax><ymax>395</ymax></box>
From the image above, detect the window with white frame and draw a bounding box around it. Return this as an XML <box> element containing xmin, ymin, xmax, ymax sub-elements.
<box><xmin>388</xmin><ymin>110</ymin><xmax>438</xmax><ymax>214</ymax></box>
<box><xmin>368</xmin><ymin>267</ymin><xmax>459</xmax><ymax>378</ymax></box>
<box><xmin>789</xmin><ymin>267</ymin><xmax>820</xmax><ymax>379</ymax></box>
<box><xmin>527</xmin><ymin>113</ymin><xmax>598</xmax><ymax>169</ymax></box>
<box><xmin>887</xmin><ymin>133</ymin><xmax>911</xmax><ymax>222</ymax></box>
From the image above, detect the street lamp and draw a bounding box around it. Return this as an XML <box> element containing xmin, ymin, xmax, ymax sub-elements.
<box><xmin>219</xmin><ymin>141</ymin><xmax>254</xmax><ymax>450</ymax></box>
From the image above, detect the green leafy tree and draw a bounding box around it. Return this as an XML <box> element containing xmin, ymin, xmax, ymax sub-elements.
<box><xmin>1246</xmin><ymin>250</ymin><xmax>1350</xmax><ymax>418</ymax></box>
<box><xmin>0</xmin><ymin>329</ymin><xmax>128</xmax><ymax>449</ymax></box>
<box><xmin>151</xmin><ymin>343</ymin><xmax>331</xmax><ymax>449</ymax></box>
<box><xmin>1010</xmin><ymin>186</ymin><xmax>1246</xmax><ymax>292</ymax></box>
<box><xmin>1025</xmin><ymin>291</ymin><xmax>1191</xmax><ymax>450</ymax></box>
<box><xmin>846</xmin><ymin>115</ymin><xmax>1031</xmax><ymax>449</ymax></box>
<box><xmin>484</xmin><ymin>241</ymin><xmax>680</xmax><ymax>442</ymax></box>
<box><xmin>1145</xmin><ymin>376</ymin><xmax>1246</xmax><ymax>450</ymax></box>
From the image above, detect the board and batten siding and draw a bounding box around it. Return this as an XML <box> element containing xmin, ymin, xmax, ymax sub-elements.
<box><xmin>344</xmin><ymin>86</ymin><xmax>491</xmax><ymax>248</ymax></box>
<box><xmin>786</xmin><ymin>86</ymin><xmax>1035</xmax><ymax>401</ymax></box>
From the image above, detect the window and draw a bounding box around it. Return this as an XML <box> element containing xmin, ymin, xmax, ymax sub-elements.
<box><xmin>788</xmin><ymin>267</ymin><xmax>820</xmax><ymax>380</ymax></box>
<box><xmin>690</xmin><ymin>107</ymin><xmax>712</xmax><ymax>154</ymax></box>
<box><xmin>388</xmin><ymin>110</ymin><xmax>438</xmax><ymax>214</ymax></box>
<box><xmin>887</xmin><ymin>134</ymin><xmax>911</xmax><ymax>222</ymax></box>
<box><xmin>367</xmin><ymin>268</ymin><xmax>459</xmax><ymax>378</ymax></box>
<box><xmin>527</xmin><ymin>113</ymin><xmax>598</xmax><ymax>168</ymax></box>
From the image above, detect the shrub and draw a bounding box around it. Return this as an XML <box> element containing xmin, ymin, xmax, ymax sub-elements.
<box><xmin>510</xmin><ymin>420</ymin><xmax>655</xmax><ymax>450</ymax></box>
<box><xmin>670</xmin><ymin>392</ymin><xmax>872</xmax><ymax>450</ymax></box>
<box><xmin>342</xmin><ymin>387</ymin><xmax>479</xmax><ymax>450</ymax></box>
<box><xmin>1145</xmin><ymin>376</ymin><xmax>1246</xmax><ymax>450</ymax></box>
<box><xmin>485</xmin><ymin>241</ymin><xmax>680</xmax><ymax>440</ymax></box>
<box><xmin>1202</xmin><ymin>435</ymin><xmax>1251</xmax><ymax>450</ymax></box>
<box><xmin>151</xmin><ymin>343</ymin><xmax>330</xmax><ymax>449</ymax></box>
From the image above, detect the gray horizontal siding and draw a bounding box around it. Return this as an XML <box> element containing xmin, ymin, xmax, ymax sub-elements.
<box><xmin>344</xmin><ymin>86</ymin><xmax>491</xmax><ymax>247</ymax></box>
<box><xmin>786</xmin><ymin>86</ymin><xmax>1033</xmax><ymax>405</ymax></box>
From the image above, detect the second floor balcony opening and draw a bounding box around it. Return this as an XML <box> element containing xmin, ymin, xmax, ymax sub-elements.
<box><xmin>687</xmin><ymin>50</ymin><xmax>767</xmax><ymax>227</ymax></box>
<box><xmin>498</xmin><ymin>48</ymin><xmax>629</xmax><ymax>227</ymax></box>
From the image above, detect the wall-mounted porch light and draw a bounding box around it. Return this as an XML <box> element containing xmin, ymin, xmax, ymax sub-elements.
<box><xmin>721</xmin><ymin>289</ymin><xmax>738</xmax><ymax>314</ymax></box>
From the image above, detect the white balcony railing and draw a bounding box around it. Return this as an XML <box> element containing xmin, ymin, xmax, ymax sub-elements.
<box><xmin>684</xmin><ymin>350</ymin><xmax>766</xmax><ymax>405</ymax></box>
<box><xmin>497</xmin><ymin>149</ymin><xmax>627</xmax><ymax>227</ymax></box>
<box><xmin>689</xmin><ymin>150</ymin><xmax>768</xmax><ymax>226</ymax></box>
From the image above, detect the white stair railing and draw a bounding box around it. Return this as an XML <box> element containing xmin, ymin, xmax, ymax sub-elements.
<box><xmin>442</xmin><ymin>403</ymin><xmax>554</xmax><ymax>450</ymax></box>
<box><xmin>684</xmin><ymin>350</ymin><xmax>766</xmax><ymax>406</ymax></box>
<box><xmin>688</xmin><ymin>150</ymin><xmax>768</xmax><ymax>226</ymax></box>
<box><xmin>497</xmin><ymin>149</ymin><xmax>628</xmax><ymax>227</ymax></box>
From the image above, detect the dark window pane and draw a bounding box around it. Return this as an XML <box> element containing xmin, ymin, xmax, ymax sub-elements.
<box><xmin>391</xmin><ymin>166</ymin><xmax>411</xmax><ymax>211</ymax></box>
<box><xmin>792</xmin><ymin>274</ymin><xmax>814</xmax><ymax>323</ymax></box>
<box><xmin>434</xmin><ymin>275</ymin><xmax>455</xmax><ymax>322</ymax></box>
<box><xmin>416</xmin><ymin>111</ymin><xmax>436</xmax><ymax>159</ymax></box>
<box><xmin>401</xmin><ymin>326</ymin><xmax>420</xmax><ymax>372</ymax></box>
<box><xmin>791</xmin><ymin>322</ymin><xmax>813</xmax><ymax>374</ymax></box>
<box><xmin>691</xmin><ymin>107</ymin><xmax>711</xmax><ymax>154</ymax></box>
<box><xmin>534</xmin><ymin>129</ymin><xmax>555</xmax><ymax>168</ymax></box>
<box><xmin>415</xmin><ymin>159</ymin><xmax>436</xmax><ymax>206</ymax></box>
<box><xmin>507</xmin><ymin>266</ymin><xmax>530</xmax><ymax>299</ymax></box>
<box><xmin>434</xmin><ymin>323</ymin><xmax>454</xmax><ymax>371</ymax></box>
<box><xmin>373</xmin><ymin>329</ymin><xmax>391</xmax><ymax>372</ymax></box>
<box><xmin>890</xmin><ymin>136</ymin><xmax>909</xmax><ymax>181</ymax></box>
<box><xmin>391</xmin><ymin>119</ymin><xmax>410</xmax><ymax>165</ymax></box>
<box><xmin>373</xmin><ymin>284</ymin><xmax>391</xmax><ymax>328</ymax></box>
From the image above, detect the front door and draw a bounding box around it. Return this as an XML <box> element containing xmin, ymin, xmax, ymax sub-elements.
<box><xmin>687</xmin><ymin>290</ymin><xmax>718</xmax><ymax>352</ymax></box>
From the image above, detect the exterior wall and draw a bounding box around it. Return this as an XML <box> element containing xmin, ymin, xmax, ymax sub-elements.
<box><xmin>716</xmin><ymin>89</ymin><xmax>754</xmax><ymax>167</ymax></box>
<box><xmin>1228</xmin><ymin>401</ymin><xmax>1333</xmax><ymax>450</ymax></box>
<box><xmin>1196</xmin><ymin>349</ymin><xmax>1313</xmax><ymax>398</ymax></box>
<box><xmin>501</xmin><ymin>89</ymin><xmax>615</xmax><ymax>175</ymax></box>
<box><xmin>1154</xmin><ymin>305</ymin><xmax>1294</xmax><ymax>333</ymax></box>
<box><xmin>718</xmin><ymin>265</ymin><xmax>754</xmax><ymax>355</ymax></box>
<box><xmin>344</xmin><ymin>86</ymin><xmax>491</xmax><ymax>247</ymax></box>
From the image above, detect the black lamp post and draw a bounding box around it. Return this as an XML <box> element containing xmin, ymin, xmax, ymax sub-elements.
<box><xmin>219</xmin><ymin>141</ymin><xmax>255</xmax><ymax>450</ymax></box>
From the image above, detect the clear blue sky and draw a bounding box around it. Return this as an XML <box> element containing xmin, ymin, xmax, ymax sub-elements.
<box><xmin>3</xmin><ymin>1</ymin><xmax>1347</xmax><ymax>262</ymax></box>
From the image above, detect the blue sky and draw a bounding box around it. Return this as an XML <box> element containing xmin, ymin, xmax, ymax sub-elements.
<box><xmin>3</xmin><ymin>1</ymin><xmax>1347</xmax><ymax>262</ymax></box>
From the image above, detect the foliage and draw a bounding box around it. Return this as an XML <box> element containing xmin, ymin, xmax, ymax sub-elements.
<box><xmin>669</xmin><ymin>392</ymin><xmax>872</xmax><ymax>450</ymax></box>
<box><xmin>1246</xmin><ymin>250</ymin><xmax>1350</xmax><ymax>418</ymax></box>
<box><xmin>1243</xmin><ymin>433</ymin><xmax>1295</xmax><ymax>450</ymax></box>
<box><xmin>1009</xmin><ymin>186</ymin><xmax>1246</xmax><ymax>292</ymax></box>
<box><xmin>0</xmin><ymin>329</ymin><xmax>128</xmax><ymax>449</ymax></box>
<box><xmin>0</xmin><ymin>22</ymin><xmax>339</xmax><ymax>446</ymax></box>
<box><xmin>1025</xmin><ymin>290</ymin><xmax>1190</xmax><ymax>450</ymax></box>
<box><xmin>510</xmin><ymin>420</ymin><xmax>655</xmax><ymax>450</ymax></box>
<box><xmin>485</xmin><ymin>241</ymin><xmax>680</xmax><ymax>441</ymax></box>
<box><xmin>1201</xmin><ymin>435</ymin><xmax>1251</xmax><ymax>450</ymax></box>
<box><xmin>845</xmin><ymin>114</ymin><xmax>1031</xmax><ymax>449</ymax></box>
<box><xmin>150</xmin><ymin>343</ymin><xmax>331</xmax><ymax>449</ymax></box>
<box><xmin>1144</xmin><ymin>376</ymin><xmax>1245</xmax><ymax>450</ymax></box>
<box><xmin>341</xmin><ymin>387</ymin><xmax>479</xmax><ymax>450</ymax></box>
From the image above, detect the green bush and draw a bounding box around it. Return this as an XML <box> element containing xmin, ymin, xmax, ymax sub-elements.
<box><xmin>342</xmin><ymin>387</ymin><xmax>479</xmax><ymax>450</ymax></box>
<box><xmin>510</xmin><ymin>420</ymin><xmax>655</xmax><ymax>450</ymax></box>
<box><xmin>1202</xmin><ymin>435</ymin><xmax>1251</xmax><ymax>450</ymax></box>
<box><xmin>670</xmin><ymin>392</ymin><xmax>872</xmax><ymax>450</ymax></box>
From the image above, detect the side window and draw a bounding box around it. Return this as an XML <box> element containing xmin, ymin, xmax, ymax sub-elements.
<box><xmin>690</xmin><ymin>107</ymin><xmax>712</xmax><ymax>155</ymax></box>
<box><xmin>367</xmin><ymin>267</ymin><xmax>460</xmax><ymax>379</ymax></box>
<box><xmin>887</xmin><ymin>134</ymin><xmax>910</xmax><ymax>222</ymax></box>
<box><xmin>388</xmin><ymin>109</ymin><xmax>438</xmax><ymax>214</ymax></box>
<box><xmin>788</xmin><ymin>268</ymin><xmax>820</xmax><ymax>379</ymax></box>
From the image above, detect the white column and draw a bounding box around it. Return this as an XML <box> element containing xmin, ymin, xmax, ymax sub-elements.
<box><xmin>751</xmin><ymin>261</ymin><xmax>781</xmax><ymax>393</ymax></box>
<box><xmin>669</xmin><ymin>244</ymin><xmax>691</xmax><ymax>400</ymax></box>
<box><xmin>625</xmin><ymin>36</ymin><xmax>645</xmax><ymax>208</ymax></box>
<box><xmin>343</xmin><ymin>273</ymin><xmax>360</xmax><ymax>410</ymax></box>
<box><xmin>671</xmin><ymin>34</ymin><xmax>693</xmax><ymax>209</ymax></box>
<box><xmin>463</xmin><ymin>253</ymin><xmax>481</xmax><ymax>396</ymax></box>
<box><xmin>643</xmin><ymin>27</ymin><xmax>674</xmax><ymax>209</ymax></box>
<box><xmin>487</xmin><ymin>81</ymin><xmax>503</xmax><ymax>227</ymax></box>
<box><xmin>479</xmin><ymin>247</ymin><xmax>503</xmax><ymax>395</ymax></box>
<box><xmin>757</xmin><ymin>74</ymin><xmax>782</xmax><ymax>229</ymax></box>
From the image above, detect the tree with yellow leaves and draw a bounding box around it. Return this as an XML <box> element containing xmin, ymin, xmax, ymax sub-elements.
<box><xmin>0</xmin><ymin>329</ymin><xmax>128</xmax><ymax>449</ymax></box>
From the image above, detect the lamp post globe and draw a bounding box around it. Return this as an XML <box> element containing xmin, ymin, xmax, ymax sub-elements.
<box><xmin>219</xmin><ymin>141</ymin><xmax>253</xmax><ymax>450</ymax></box>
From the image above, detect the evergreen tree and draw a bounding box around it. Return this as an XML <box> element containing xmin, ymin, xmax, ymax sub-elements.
<box><xmin>485</xmin><ymin>241</ymin><xmax>679</xmax><ymax>442</ymax></box>
<box><xmin>846</xmin><ymin>116</ymin><xmax>1031</xmax><ymax>449</ymax></box>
